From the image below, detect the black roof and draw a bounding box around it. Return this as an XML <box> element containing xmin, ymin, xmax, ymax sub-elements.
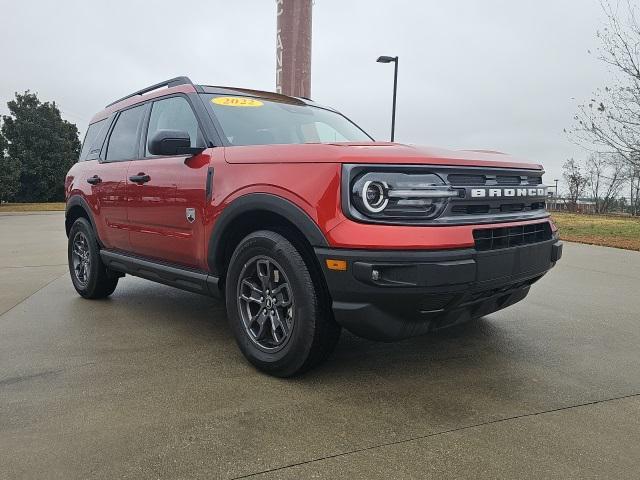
<box><xmin>106</xmin><ymin>76</ymin><xmax>320</xmax><ymax>109</ymax></box>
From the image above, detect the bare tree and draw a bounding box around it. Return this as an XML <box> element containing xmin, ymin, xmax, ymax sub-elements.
<box><xmin>570</xmin><ymin>1</ymin><xmax>640</xmax><ymax>168</ymax></box>
<box><xmin>562</xmin><ymin>158</ymin><xmax>589</xmax><ymax>211</ymax></box>
<box><xmin>585</xmin><ymin>153</ymin><xmax>627</xmax><ymax>212</ymax></box>
<box><xmin>628</xmin><ymin>163</ymin><xmax>640</xmax><ymax>214</ymax></box>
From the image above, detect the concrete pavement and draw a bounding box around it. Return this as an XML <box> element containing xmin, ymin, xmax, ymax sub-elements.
<box><xmin>0</xmin><ymin>212</ymin><xmax>67</xmax><ymax>315</ymax></box>
<box><xmin>1</xmin><ymin>212</ymin><xmax>639</xmax><ymax>479</ymax></box>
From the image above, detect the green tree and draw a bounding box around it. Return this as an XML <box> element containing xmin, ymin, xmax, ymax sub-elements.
<box><xmin>0</xmin><ymin>125</ymin><xmax>20</xmax><ymax>202</ymax></box>
<box><xmin>1</xmin><ymin>91</ymin><xmax>80</xmax><ymax>202</ymax></box>
<box><xmin>0</xmin><ymin>129</ymin><xmax>21</xmax><ymax>202</ymax></box>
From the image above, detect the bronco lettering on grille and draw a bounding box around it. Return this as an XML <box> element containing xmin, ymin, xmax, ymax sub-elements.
<box><xmin>470</xmin><ymin>187</ymin><xmax>547</xmax><ymax>198</ymax></box>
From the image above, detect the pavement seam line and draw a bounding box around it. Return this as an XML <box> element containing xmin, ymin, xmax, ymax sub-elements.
<box><xmin>230</xmin><ymin>391</ymin><xmax>640</xmax><ymax>479</ymax></box>
<box><xmin>0</xmin><ymin>264</ymin><xmax>67</xmax><ymax>269</ymax></box>
<box><xmin>0</xmin><ymin>272</ymin><xmax>66</xmax><ymax>317</ymax></box>
<box><xmin>0</xmin><ymin>212</ymin><xmax>64</xmax><ymax>217</ymax></box>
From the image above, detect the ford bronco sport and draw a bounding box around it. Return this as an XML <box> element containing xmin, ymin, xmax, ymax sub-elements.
<box><xmin>65</xmin><ymin>76</ymin><xmax>562</xmax><ymax>376</ymax></box>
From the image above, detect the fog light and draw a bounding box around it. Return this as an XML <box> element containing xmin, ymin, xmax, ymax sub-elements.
<box><xmin>371</xmin><ymin>269</ymin><xmax>380</xmax><ymax>281</ymax></box>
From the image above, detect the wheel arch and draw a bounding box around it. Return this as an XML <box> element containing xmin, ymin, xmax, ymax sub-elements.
<box><xmin>208</xmin><ymin>193</ymin><xmax>329</xmax><ymax>279</ymax></box>
<box><xmin>65</xmin><ymin>196</ymin><xmax>100</xmax><ymax>244</ymax></box>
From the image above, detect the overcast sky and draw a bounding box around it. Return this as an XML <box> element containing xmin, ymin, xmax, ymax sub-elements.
<box><xmin>0</xmin><ymin>0</ymin><xmax>614</xmax><ymax>184</ymax></box>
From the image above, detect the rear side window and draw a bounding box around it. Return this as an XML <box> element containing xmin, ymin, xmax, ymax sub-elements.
<box><xmin>145</xmin><ymin>96</ymin><xmax>202</xmax><ymax>156</ymax></box>
<box><xmin>106</xmin><ymin>105</ymin><xmax>145</xmax><ymax>161</ymax></box>
<box><xmin>79</xmin><ymin>119</ymin><xmax>107</xmax><ymax>161</ymax></box>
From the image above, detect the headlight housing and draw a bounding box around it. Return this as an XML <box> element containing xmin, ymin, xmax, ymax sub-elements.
<box><xmin>347</xmin><ymin>168</ymin><xmax>460</xmax><ymax>223</ymax></box>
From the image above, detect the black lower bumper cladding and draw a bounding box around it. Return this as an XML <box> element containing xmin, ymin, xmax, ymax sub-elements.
<box><xmin>315</xmin><ymin>237</ymin><xmax>562</xmax><ymax>341</ymax></box>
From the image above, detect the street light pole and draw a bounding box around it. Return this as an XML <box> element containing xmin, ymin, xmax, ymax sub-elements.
<box><xmin>377</xmin><ymin>55</ymin><xmax>399</xmax><ymax>142</ymax></box>
<box><xmin>276</xmin><ymin>0</ymin><xmax>312</xmax><ymax>97</ymax></box>
<box><xmin>554</xmin><ymin>179</ymin><xmax>559</xmax><ymax>197</ymax></box>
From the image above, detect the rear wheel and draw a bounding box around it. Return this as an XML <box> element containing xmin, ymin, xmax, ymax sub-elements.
<box><xmin>225</xmin><ymin>230</ymin><xmax>341</xmax><ymax>377</ymax></box>
<box><xmin>68</xmin><ymin>217</ymin><xmax>118</xmax><ymax>299</ymax></box>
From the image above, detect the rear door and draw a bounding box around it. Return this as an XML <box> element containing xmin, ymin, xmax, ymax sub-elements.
<box><xmin>126</xmin><ymin>95</ymin><xmax>210</xmax><ymax>269</ymax></box>
<box><xmin>89</xmin><ymin>105</ymin><xmax>146</xmax><ymax>250</ymax></box>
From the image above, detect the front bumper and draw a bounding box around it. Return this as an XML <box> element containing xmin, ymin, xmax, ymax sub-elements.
<box><xmin>316</xmin><ymin>237</ymin><xmax>562</xmax><ymax>341</ymax></box>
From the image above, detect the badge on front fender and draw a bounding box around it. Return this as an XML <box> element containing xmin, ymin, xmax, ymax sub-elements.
<box><xmin>186</xmin><ymin>208</ymin><xmax>196</xmax><ymax>223</ymax></box>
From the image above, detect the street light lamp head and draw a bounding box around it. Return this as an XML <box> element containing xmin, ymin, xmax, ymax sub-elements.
<box><xmin>376</xmin><ymin>55</ymin><xmax>399</xmax><ymax>141</ymax></box>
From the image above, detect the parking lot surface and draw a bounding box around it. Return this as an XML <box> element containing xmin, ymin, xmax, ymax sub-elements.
<box><xmin>1</xmin><ymin>212</ymin><xmax>640</xmax><ymax>479</ymax></box>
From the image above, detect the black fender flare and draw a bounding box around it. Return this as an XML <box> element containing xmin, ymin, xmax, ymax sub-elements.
<box><xmin>207</xmin><ymin>193</ymin><xmax>329</xmax><ymax>275</ymax></box>
<box><xmin>65</xmin><ymin>195</ymin><xmax>100</xmax><ymax>243</ymax></box>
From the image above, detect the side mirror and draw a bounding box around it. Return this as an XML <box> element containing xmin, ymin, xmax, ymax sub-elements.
<box><xmin>148</xmin><ymin>130</ymin><xmax>205</xmax><ymax>156</ymax></box>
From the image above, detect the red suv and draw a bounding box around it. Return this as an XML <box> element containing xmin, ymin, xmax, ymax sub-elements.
<box><xmin>65</xmin><ymin>76</ymin><xmax>562</xmax><ymax>376</ymax></box>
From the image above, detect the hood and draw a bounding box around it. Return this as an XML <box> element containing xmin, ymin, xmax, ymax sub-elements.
<box><xmin>223</xmin><ymin>142</ymin><xmax>543</xmax><ymax>170</ymax></box>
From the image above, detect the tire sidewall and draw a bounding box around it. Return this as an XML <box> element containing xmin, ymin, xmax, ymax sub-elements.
<box><xmin>68</xmin><ymin>218</ymin><xmax>102</xmax><ymax>298</ymax></box>
<box><xmin>225</xmin><ymin>231</ymin><xmax>319</xmax><ymax>375</ymax></box>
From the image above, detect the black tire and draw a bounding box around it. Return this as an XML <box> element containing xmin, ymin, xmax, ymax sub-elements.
<box><xmin>68</xmin><ymin>217</ymin><xmax>118</xmax><ymax>299</ymax></box>
<box><xmin>225</xmin><ymin>230</ymin><xmax>341</xmax><ymax>377</ymax></box>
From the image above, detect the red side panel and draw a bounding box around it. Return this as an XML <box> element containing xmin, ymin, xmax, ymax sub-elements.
<box><xmin>127</xmin><ymin>152</ymin><xmax>214</xmax><ymax>269</ymax></box>
<box><xmin>66</xmin><ymin>160</ymin><xmax>130</xmax><ymax>251</ymax></box>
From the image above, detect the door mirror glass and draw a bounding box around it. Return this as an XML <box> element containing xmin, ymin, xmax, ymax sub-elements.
<box><xmin>148</xmin><ymin>129</ymin><xmax>204</xmax><ymax>156</ymax></box>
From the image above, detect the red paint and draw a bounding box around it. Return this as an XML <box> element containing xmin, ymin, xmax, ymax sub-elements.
<box><xmin>223</xmin><ymin>142</ymin><xmax>543</xmax><ymax>170</ymax></box>
<box><xmin>84</xmin><ymin>160</ymin><xmax>130</xmax><ymax>250</ymax></box>
<box><xmin>325</xmin><ymin>218</ymin><xmax>550</xmax><ymax>250</ymax></box>
<box><xmin>67</xmin><ymin>139</ymin><xmax>550</xmax><ymax>272</ymax></box>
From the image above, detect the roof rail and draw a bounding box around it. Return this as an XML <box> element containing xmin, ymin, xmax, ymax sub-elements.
<box><xmin>105</xmin><ymin>76</ymin><xmax>194</xmax><ymax>108</ymax></box>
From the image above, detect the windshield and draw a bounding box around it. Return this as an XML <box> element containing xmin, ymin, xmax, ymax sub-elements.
<box><xmin>202</xmin><ymin>94</ymin><xmax>372</xmax><ymax>146</ymax></box>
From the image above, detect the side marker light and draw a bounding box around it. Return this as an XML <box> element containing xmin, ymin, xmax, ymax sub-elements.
<box><xmin>326</xmin><ymin>259</ymin><xmax>347</xmax><ymax>271</ymax></box>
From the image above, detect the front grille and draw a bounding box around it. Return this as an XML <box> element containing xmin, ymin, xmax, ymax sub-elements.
<box><xmin>447</xmin><ymin>173</ymin><xmax>485</xmax><ymax>185</ymax></box>
<box><xmin>500</xmin><ymin>203</ymin><xmax>524</xmax><ymax>213</ymax></box>
<box><xmin>496</xmin><ymin>176</ymin><xmax>521</xmax><ymax>185</ymax></box>
<box><xmin>344</xmin><ymin>164</ymin><xmax>548</xmax><ymax>225</ymax></box>
<box><xmin>448</xmin><ymin>173</ymin><xmax>543</xmax><ymax>187</ymax></box>
<box><xmin>473</xmin><ymin>222</ymin><xmax>552</xmax><ymax>251</ymax></box>
<box><xmin>452</xmin><ymin>204</ymin><xmax>490</xmax><ymax>215</ymax></box>
<box><xmin>451</xmin><ymin>202</ymin><xmax>545</xmax><ymax>216</ymax></box>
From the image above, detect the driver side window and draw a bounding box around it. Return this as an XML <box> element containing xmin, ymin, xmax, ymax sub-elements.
<box><xmin>145</xmin><ymin>97</ymin><xmax>203</xmax><ymax>156</ymax></box>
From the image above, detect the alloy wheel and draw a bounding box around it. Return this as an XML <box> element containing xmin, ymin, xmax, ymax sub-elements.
<box><xmin>71</xmin><ymin>231</ymin><xmax>91</xmax><ymax>286</ymax></box>
<box><xmin>237</xmin><ymin>256</ymin><xmax>294</xmax><ymax>351</ymax></box>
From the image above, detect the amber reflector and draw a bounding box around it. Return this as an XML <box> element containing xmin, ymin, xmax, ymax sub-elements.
<box><xmin>326</xmin><ymin>259</ymin><xmax>347</xmax><ymax>271</ymax></box>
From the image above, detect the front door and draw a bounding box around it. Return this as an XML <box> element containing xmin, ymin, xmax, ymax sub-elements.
<box><xmin>126</xmin><ymin>95</ymin><xmax>209</xmax><ymax>269</ymax></box>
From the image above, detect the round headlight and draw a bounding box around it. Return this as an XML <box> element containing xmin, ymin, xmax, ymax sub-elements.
<box><xmin>362</xmin><ymin>180</ymin><xmax>388</xmax><ymax>213</ymax></box>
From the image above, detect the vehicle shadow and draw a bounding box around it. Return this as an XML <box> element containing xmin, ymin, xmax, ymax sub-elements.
<box><xmin>107</xmin><ymin>277</ymin><xmax>533</xmax><ymax>386</ymax></box>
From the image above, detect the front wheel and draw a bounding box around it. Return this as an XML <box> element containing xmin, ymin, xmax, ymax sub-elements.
<box><xmin>68</xmin><ymin>217</ymin><xmax>119</xmax><ymax>299</ymax></box>
<box><xmin>225</xmin><ymin>230</ymin><xmax>341</xmax><ymax>377</ymax></box>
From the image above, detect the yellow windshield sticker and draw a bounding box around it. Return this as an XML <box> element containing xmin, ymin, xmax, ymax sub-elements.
<box><xmin>212</xmin><ymin>97</ymin><xmax>264</xmax><ymax>107</ymax></box>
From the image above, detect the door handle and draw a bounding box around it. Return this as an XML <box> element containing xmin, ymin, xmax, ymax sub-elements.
<box><xmin>129</xmin><ymin>173</ymin><xmax>151</xmax><ymax>184</ymax></box>
<box><xmin>86</xmin><ymin>175</ymin><xmax>102</xmax><ymax>185</ymax></box>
